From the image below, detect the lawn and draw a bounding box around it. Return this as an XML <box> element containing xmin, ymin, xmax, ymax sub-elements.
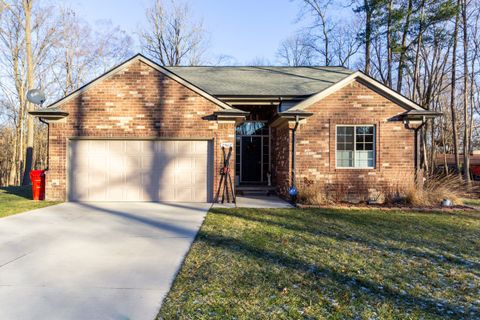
<box><xmin>0</xmin><ymin>186</ymin><xmax>60</xmax><ymax>218</ymax></box>
<box><xmin>463</xmin><ymin>198</ymin><xmax>480</xmax><ymax>207</ymax></box>
<box><xmin>158</xmin><ymin>207</ymin><xmax>480</xmax><ymax>319</ymax></box>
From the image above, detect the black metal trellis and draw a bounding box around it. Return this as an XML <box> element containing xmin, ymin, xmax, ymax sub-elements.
<box><xmin>214</xmin><ymin>146</ymin><xmax>236</xmax><ymax>203</ymax></box>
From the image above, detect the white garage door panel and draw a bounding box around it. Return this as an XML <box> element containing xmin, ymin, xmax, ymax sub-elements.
<box><xmin>69</xmin><ymin>140</ymin><xmax>211</xmax><ymax>202</ymax></box>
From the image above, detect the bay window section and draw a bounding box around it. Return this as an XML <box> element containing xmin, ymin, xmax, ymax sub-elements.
<box><xmin>336</xmin><ymin>125</ymin><xmax>375</xmax><ymax>168</ymax></box>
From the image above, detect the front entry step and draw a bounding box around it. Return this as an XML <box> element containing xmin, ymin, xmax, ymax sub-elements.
<box><xmin>236</xmin><ymin>185</ymin><xmax>276</xmax><ymax>196</ymax></box>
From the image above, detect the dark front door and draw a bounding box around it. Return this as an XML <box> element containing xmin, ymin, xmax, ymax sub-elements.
<box><xmin>241</xmin><ymin>136</ymin><xmax>262</xmax><ymax>182</ymax></box>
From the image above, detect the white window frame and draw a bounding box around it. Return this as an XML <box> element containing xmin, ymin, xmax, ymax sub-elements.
<box><xmin>335</xmin><ymin>124</ymin><xmax>376</xmax><ymax>169</ymax></box>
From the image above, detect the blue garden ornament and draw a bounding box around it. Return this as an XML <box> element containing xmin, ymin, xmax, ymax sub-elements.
<box><xmin>288</xmin><ymin>186</ymin><xmax>298</xmax><ymax>197</ymax></box>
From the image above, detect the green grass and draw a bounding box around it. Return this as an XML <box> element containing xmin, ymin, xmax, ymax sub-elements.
<box><xmin>159</xmin><ymin>207</ymin><xmax>480</xmax><ymax>319</ymax></box>
<box><xmin>462</xmin><ymin>198</ymin><xmax>480</xmax><ymax>207</ymax></box>
<box><xmin>0</xmin><ymin>186</ymin><xmax>60</xmax><ymax>218</ymax></box>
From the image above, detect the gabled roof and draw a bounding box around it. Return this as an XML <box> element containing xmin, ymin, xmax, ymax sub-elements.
<box><xmin>285</xmin><ymin>71</ymin><xmax>428</xmax><ymax>113</ymax></box>
<box><xmin>31</xmin><ymin>53</ymin><xmax>438</xmax><ymax>120</ymax></box>
<box><xmin>165</xmin><ymin>66</ymin><xmax>354</xmax><ymax>97</ymax></box>
<box><xmin>42</xmin><ymin>54</ymin><xmax>235</xmax><ymax>112</ymax></box>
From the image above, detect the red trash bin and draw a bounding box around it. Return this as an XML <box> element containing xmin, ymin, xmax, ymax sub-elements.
<box><xmin>471</xmin><ymin>165</ymin><xmax>480</xmax><ymax>176</ymax></box>
<box><xmin>30</xmin><ymin>170</ymin><xmax>45</xmax><ymax>200</ymax></box>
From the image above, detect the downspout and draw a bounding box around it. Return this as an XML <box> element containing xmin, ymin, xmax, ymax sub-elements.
<box><xmin>413</xmin><ymin>116</ymin><xmax>426</xmax><ymax>185</ymax></box>
<box><xmin>291</xmin><ymin>115</ymin><xmax>300</xmax><ymax>189</ymax></box>
<box><xmin>39</xmin><ymin>118</ymin><xmax>49</xmax><ymax>170</ymax></box>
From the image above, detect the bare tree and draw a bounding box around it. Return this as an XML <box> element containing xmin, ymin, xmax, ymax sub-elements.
<box><xmin>293</xmin><ymin>0</ymin><xmax>361</xmax><ymax>68</ymax></box>
<box><xmin>330</xmin><ymin>19</ymin><xmax>361</xmax><ymax>68</ymax></box>
<box><xmin>246</xmin><ymin>56</ymin><xmax>272</xmax><ymax>66</ymax></box>
<box><xmin>210</xmin><ymin>54</ymin><xmax>239</xmax><ymax>66</ymax></box>
<box><xmin>411</xmin><ymin>0</ymin><xmax>426</xmax><ymax>101</ymax></box>
<box><xmin>22</xmin><ymin>0</ymin><xmax>34</xmax><ymax>185</ymax></box>
<box><xmin>276</xmin><ymin>34</ymin><xmax>315</xmax><ymax>66</ymax></box>
<box><xmin>139</xmin><ymin>0</ymin><xmax>206</xmax><ymax>66</ymax></box>
<box><xmin>449</xmin><ymin>0</ymin><xmax>461</xmax><ymax>175</ymax></box>
<box><xmin>0</xmin><ymin>1</ymin><xmax>25</xmax><ymax>185</ymax></box>
<box><xmin>0</xmin><ymin>0</ymin><xmax>62</xmax><ymax>185</ymax></box>
<box><xmin>386</xmin><ymin>0</ymin><xmax>393</xmax><ymax>86</ymax></box>
<box><xmin>396</xmin><ymin>0</ymin><xmax>414</xmax><ymax>92</ymax></box>
<box><xmin>469</xmin><ymin>1</ymin><xmax>480</xmax><ymax>159</ymax></box>
<box><xmin>461</xmin><ymin>0</ymin><xmax>470</xmax><ymax>182</ymax></box>
<box><xmin>0</xmin><ymin>0</ymin><xmax>132</xmax><ymax>186</ymax></box>
<box><xmin>51</xmin><ymin>8</ymin><xmax>132</xmax><ymax>95</ymax></box>
<box><xmin>413</xmin><ymin>27</ymin><xmax>451</xmax><ymax>174</ymax></box>
<box><xmin>299</xmin><ymin>0</ymin><xmax>333</xmax><ymax>65</ymax></box>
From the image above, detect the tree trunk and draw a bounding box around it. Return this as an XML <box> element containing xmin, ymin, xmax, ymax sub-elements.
<box><xmin>364</xmin><ymin>0</ymin><xmax>372</xmax><ymax>75</ymax></box>
<box><xmin>65</xmin><ymin>48</ymin><xmax>72</xmax><ymax>94</ymax></box>
<box><xmin>441</xmin><ymin>116</ymin><xmax>449</xmax><ymax>175</ymax></box>
<box><xmin>386</xmin><ymin>0</ymin><xmax>393</xmax><ymax>87</ymax></box>
<box><xmin>321</xmin><ymin>11</ymin><xmax>330</xmax><ymax>66</ymax></box>
<box><xmin>412</xmin><ymin>1</ymin><xmax>425</xmax><ymax>101</ymax></box>
<box><xmin>449</xmin><ymin>0</ymin><xmax>461</xmax><ymax>176</ymax></box>
<box><xmin>21</xmin><ymin>0</ymin><xmax>35</xmax><ymax>186</ymax></box>
<box><xmin>429</xmin><ymin>117</ymin><xmax>436</xmax><ymax>174</ymax></box>
<box><xmin>462</xmin><ymin>0</ymin><xmax>470</xmax><ymax>183</ymax></box>
<box><xmin>8</xmin><ymin>126</ymin><xmax>20</xmax><ymax>185</ymax></box>
<box><xmin>422</xmin><ymin>120</ymin><xmax>429</xmax><ymax>173</ymax></box>
<box><xmin>396</xmin><ymin>0</ymin><xmax>413</xmax><ymax>92</ymax></box>
<box><xmin>468</xmin><ymin>16</ymin><xmax>477</xmax><ymax>164</ymax></box>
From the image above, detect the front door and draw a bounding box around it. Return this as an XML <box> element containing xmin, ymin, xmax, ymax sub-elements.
<box><xmin>236</xmin><ymin>121</ymin><xmax>270</xmax><ymax>184</ymax></box>
<box><xmin>241</xmin><ymin>136</ymin><xmax>262</xmax><ymax>182</ymax></box>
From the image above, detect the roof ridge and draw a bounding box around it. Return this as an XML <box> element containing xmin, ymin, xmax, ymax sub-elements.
<box><xmin>165</xmin><ymin>65</ymin><xmax>351</xmax><ymax>69</ymax></box>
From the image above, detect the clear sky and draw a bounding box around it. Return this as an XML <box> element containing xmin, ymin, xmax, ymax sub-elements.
<box><xmin>59</xmin><ymin>0</ymin><xmax>309</xmax><ymax>64</ymax></box>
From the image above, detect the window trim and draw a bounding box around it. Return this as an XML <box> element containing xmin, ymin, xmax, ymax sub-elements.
<box><xmin>335</xmin><ymin>124</ymin><xmax>376</xmax><ymax>169</ymax></box>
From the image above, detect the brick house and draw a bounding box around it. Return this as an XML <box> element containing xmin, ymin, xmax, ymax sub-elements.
<box><xmin>30</xmin><ymin>54</ymin><xmax>440</xmax><ymax>202</ymax></box>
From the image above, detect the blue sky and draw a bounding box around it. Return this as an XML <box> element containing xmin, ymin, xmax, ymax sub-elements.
<box><xmin>59</xmin><ymin>0</ymin><xmax>309</xmax><ymax>64</ymax></box>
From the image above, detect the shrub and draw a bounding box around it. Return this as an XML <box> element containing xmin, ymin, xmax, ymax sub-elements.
<box><xmin>297</xmin><ymin>177</ymin><xmax>380</xmax><ymax>205</ymax></box>
<box><xmin>403</xmin><ymin>174</ymin><xmax>473</xmax><ymax>207</ymax></box>
<box><xmin>297</xmin><ymin>178</ymin><xmax>365</xmax><ymax>205</ymax></box>
<box><xmin>297</xmin><ymin>178</ymin><xmax>331</xmax><ymax>205</ymax></box>
<box><xmin>296</xmin><ymin>174</ymin><xmax>475</xmax><ymax>207</ymax></box>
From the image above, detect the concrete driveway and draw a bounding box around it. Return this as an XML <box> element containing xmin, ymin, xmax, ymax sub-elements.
<box><xmin>0</xmin><ymin>202</ymin><xmax>210</xmax><ymax>320</ymax></box>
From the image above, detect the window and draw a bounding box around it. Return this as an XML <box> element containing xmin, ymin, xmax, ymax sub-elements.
<box><xmin>336</xmin><ymin>125</ymin><xmax>375</xmax><ymax>168</ymax></box>
<box><xmin>235</xmin><ymin>122</ymin><xmax>268</xmax><ymax>135</ymax></box>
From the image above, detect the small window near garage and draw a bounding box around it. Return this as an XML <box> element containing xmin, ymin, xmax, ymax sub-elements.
<box><xmin>336</xmin><ymin>125</ymin><xmax>375</xmax><ymax>168</ymax></box>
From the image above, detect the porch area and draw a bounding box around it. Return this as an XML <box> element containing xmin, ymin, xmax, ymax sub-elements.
<box><xmin>213</xmin><ymin>194</ymin><xmax>293</xmax><ymax>209</ymax></box>
<box><xmin>221</xmin><ymin>101</ymin><xmax>309</xmax><ymax>200</ymax></box>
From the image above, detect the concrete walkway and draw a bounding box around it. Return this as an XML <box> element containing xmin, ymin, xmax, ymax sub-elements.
<box><xmin>0</xmin><ymin>202</ymin><xmax>209</xmax><ymax>320</ymax></box>
<box><xmin>213</xmin><ymin>195</ymin><xmax>293</xmax><ymax>209</ymax></box>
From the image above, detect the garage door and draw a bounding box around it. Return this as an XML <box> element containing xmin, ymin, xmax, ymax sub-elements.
<box><xmin>68</xmin><ymin>140</ymin><xmax>211</xmax><ymax>202</ymax></box>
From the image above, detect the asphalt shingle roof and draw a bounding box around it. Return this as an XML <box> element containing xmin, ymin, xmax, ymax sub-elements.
<box><xmin>165</xmin><ymin>66</ymin><xmax>354</xmax><ymax>97</ymax></box>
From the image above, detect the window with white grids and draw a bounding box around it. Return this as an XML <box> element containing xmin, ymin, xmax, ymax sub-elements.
<box><xmin>336</xmin><ymin>125</ymin><xmax>375</xmax><ymax>168</ymax></box>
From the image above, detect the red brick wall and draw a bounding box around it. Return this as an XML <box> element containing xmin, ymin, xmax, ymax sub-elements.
<box><xmin>276</xmin><ymin>80</ymin><xmax>415</xmax><ymax>200</ymax></box>
<box><xmin>46</xmin><ymin>60</ymin><xmax>235</xmax><ymax>201</ymax></box>
<box><xmin>271</xmin><ymin>123</ymin><xmax>292</xmax><ymax>196</ymax></box>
